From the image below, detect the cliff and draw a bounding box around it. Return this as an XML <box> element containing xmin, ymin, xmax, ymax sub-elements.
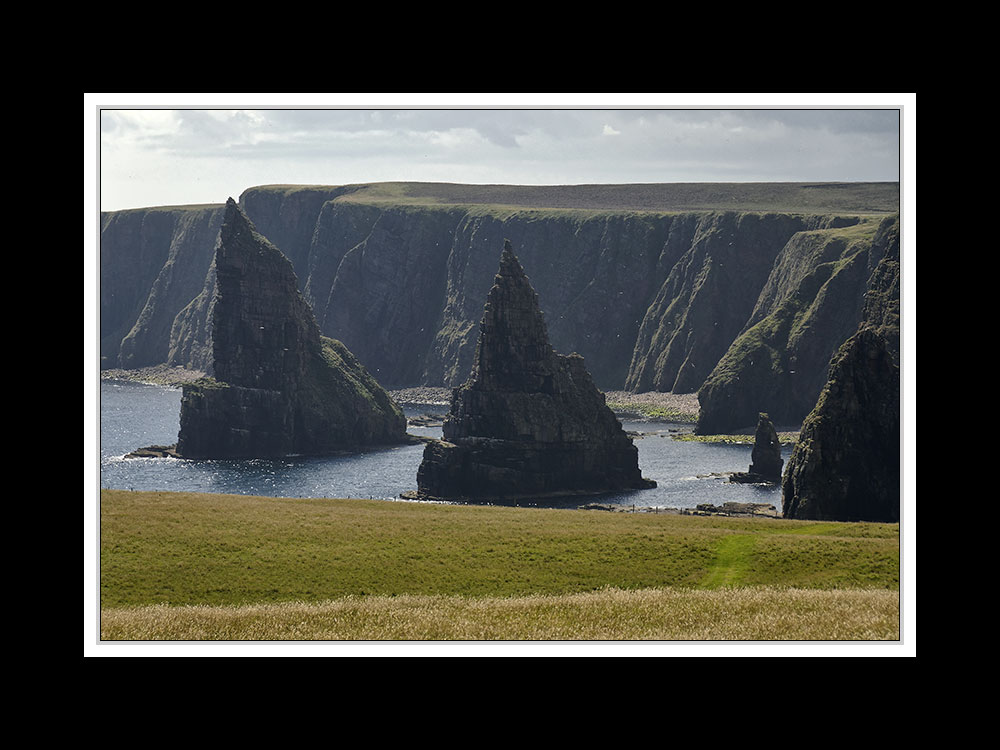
<box><xmin>99</xmin><ymin>182</ymin><xmax>900</xmax><ymax>433</ymax></box>
<box><xmin>175</xmin><ymin>199</ymin><xmax>407</xmax><ymax>459</ymax></box>
<box><xmin>100</xmin><ymin>204</ymin><xmax>224</xmax><ymax>369</ymax></box>
<box><xmin>624</xmin><ymin>212</ymin><xmax>810</xmax><ymax>394</ymax></box>
<box><xmin>694</xmin><ymin>215</ymin><xmax>901</xmax><ymax>434</ymax></box>
<box><xmin>781</xmin><ymin>327</ymin><xmax>900</xmax><ymax>522</ymax></box>
<box><xmin>413</xmin><ymin>241</ymin><xmax>655</xmax><ymax>500</ymax></box>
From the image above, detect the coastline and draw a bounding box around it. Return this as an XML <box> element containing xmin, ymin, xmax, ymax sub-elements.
<box><xmin>99</xmin><ymin>367</ymin><xmax>798</xmax><ymax>444</ymax></box>
<box><xmin>603</xmin><ymin>390</ymin><xmax>699</xmax><ymax>423</ymax></box>
<box><xmin>100</xmin><ymin>365</ymin><xmax>207</xmax><ymax>387</ymax></box>
<box><xmin>385</xmin><ymin>387</ymin><xmax>702</xmax><ymax>423</ymax></box>
<box><xmin>98</xmin><ymin>369</ymin><xmax>702</xmax><ymax>422</ymax></box>
<box><xmin>99</xmin><ymin>367</ymin><xmax>790</xmax><ymax>518</ymax></box>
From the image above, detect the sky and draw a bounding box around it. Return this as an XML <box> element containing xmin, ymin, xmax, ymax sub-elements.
<box><xmin>90</xmin><ymin>94</ymin><xmax>910</xmax><ymax>212</ymax></box>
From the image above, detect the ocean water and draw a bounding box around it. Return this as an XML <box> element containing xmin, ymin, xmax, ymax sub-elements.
<box><xmin>98</xmin><ymin>380</ymin><xmax>791</xmax><ymax>510</ymax></box>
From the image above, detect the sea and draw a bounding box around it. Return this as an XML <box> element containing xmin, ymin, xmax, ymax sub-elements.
<box><xmin>98</xmin><ymin>379</ymin><xmax>792</xmax><ymax>511</ymax></box>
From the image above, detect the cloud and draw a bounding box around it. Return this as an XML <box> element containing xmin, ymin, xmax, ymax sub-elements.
<box><xmin>97</xmin><ymin>105</ymin><xmax>902</xmax><ymax>210</ymax></box>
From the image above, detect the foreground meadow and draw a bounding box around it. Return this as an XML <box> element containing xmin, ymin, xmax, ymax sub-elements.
<box><xmin>98</xmin><ymin>489</ymin><xmax>900</xmax><ymax>642</ymax></box>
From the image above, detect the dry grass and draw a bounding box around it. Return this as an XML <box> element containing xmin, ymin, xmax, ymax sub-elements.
<box><xmin>100</xmin><ymin>586</ymin><xmax>899</xmax><ymax>642</ymax></box>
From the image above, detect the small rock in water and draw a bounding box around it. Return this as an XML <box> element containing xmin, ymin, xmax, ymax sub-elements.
<box><xmin>125</xmin><ymin>444</ymin><xmax>179</xmax><ymax>459</ymax></box>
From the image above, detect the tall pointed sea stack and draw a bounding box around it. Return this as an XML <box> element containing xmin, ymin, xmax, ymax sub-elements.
<box><xmin>175</xmin><ymin>199</ymin><xmax>407</xmax><ymax>459</ymax></box>
<box><xmin>781</xmin><ymin>327</ymin><xmax>900</xmax><ymax>522</ymax></box>
<box><xmin>414</xmin><ymin>241</ymin><xmax>655</xmax><ymax>500</ymax></box>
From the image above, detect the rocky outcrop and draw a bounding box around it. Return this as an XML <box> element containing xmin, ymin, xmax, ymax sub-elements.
<box><xmin>174</xmin><ymin>199</ymin><xmax>408</xmax><ymax>459</ymax></box>
<box><xmin>781</xmin><ymin>327</ymin><xmax>900</xmax><ymax>522</ymax></box>
<box><xmin>413</xmin><ymin>241</ymin><xmax>655</xmax><ymax>500</ymax></box>
<box><xmin>729</xmin><ymin>413</ymin><xmax>783</xmax><ymax>484</ymax></box>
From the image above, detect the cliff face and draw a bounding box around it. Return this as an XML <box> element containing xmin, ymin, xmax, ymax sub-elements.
<box><xmin>624</xmin><ymin>213</ymin><xmax>809</xmax><ymax>393</ymax></box>
<box><xmin>859</xmin><ymin>218</ymin><xmax>901</xmax><ymax>363</ymax></box>
<box><xmin>414</xmin><ymin>241</ymin><xmax>654</xmax><ymax>500</ymax></box>
<box><xmin>315</xmin><ymin>205</ymin><xmax>463</xmax><ymax>387</ymax></box>
<box><xmin>695</xmin><ymin>216</ymin><xmax>900</xmax><ymax>434</ymax></box>
<box><xmin>781</xmin><ymin>327</ymin><xmax>900</xmax><ymax>522</ymax></box>
<box><xmin>175</xmin><ymin>199</ymin><xmax>407</xmax><ymax>459</ymax></box>
<box><xmin>168</xmin><ymin>260</ymin><xmax>217</xmax><ymax>373</ymax></box>
<box><xmin>417</xmin><ymin>210</ymin><xmax>670</xmax><ymax>389</ymax></box>
<box><xmin>239</xmin><ymin>185</ymin><xmax>358</xmax><ymax>284</ymax></box>
<box><xmin>100</xmin><ymin>204</ymin><xmax>224</xmax><ymax>368</ymax></box>
<box><xmin>99</xmin><ymin>182</ymin><xmax>900</xmax><ymax>434</ymax></box>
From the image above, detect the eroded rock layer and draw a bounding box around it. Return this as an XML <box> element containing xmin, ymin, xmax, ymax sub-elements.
<box><xmin>175</xmin><ymin>199</ymin><xmax>407</xmax><ymax>459</ymax></box>
<box><xmin>415</xmin><ymin>241</ymin><xmax>655</xmax><ymax>500</ymax></box>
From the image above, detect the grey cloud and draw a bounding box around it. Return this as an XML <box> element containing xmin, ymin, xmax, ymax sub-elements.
<box><xmin>100</xmin><ymin>105</ymin><xmax>901</xmax><ymax>213</ymax></box>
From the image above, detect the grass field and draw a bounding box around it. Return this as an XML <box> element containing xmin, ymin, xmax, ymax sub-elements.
<box><xmin>96</xmin><ymin>489</ymin><xmax>900</xmax><ymax>643</ymax></box>
<box><xmin>328</xmin><ymin>181</ymin><xmax>900</xmax><ymax>216</ymax></box>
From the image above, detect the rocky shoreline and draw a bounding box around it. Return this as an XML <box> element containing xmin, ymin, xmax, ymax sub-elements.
<box><xmin>602</xmin><ymin>391</ymin><xmax>700</xmax><ymax>422</ymax></box>
<box><xmin>387</xmin><ymin>386</ymin><xmax>702</xmax><ymax>421</ymax></box>
<box><xmin>580</xmin><ymin>500</ymin><xmax>780</xmax><ymax>517</ymax></box>
<box><xmin>101</xmin><ymin>365</ymin><xmax>208</xmax><ymax>387</ymax></box>
<box><xmin>388</xmin><ymin>386</ymin><xmax>452</xmax><ymax>406</ymax></box>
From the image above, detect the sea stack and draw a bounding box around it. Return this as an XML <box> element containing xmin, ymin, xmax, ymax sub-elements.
<box><xmin>414</xmin><ymin>240</ymin><xmax>656</xmax><ymax>500</ymax></box>
<box><xmin>175</xmin><ymin>198</ymin><xmax>408</xmax><ymax>459</ymax></box>
<box><xmin>781</xmin><ymin>327</ymin><xmax>900</xmax><ymax>522</ymax></box>
<box><xmin>730</xmin><ymin>413</ymin><xmax>784</xmax><ymax>484</ymax></box>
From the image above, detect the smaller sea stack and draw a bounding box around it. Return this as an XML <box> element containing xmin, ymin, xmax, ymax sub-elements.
<box><xmin>730</xmin><ymin>413</ymin><xmax>784</xmax><ymax>484</ymax></box>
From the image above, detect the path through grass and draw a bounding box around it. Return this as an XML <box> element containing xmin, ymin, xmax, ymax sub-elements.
<box><xmin>702</xmin><ymin>534</ymin><xmax>757</xmax><ymax>588</ymax></box>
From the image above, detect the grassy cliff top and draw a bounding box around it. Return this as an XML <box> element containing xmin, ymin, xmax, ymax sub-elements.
<box><xmin>313</xmin><ymin>181</ymin><xmax>900</xmax><ymax>215</ymax></box>
<box><xmin>100</xmin><ymin>202</ymin><xmax>226</xmax><ymax>215</ymax></box>
<box><xmin>111</xmin><ymin>182</ymin><xmax>900</xmax><ymax>218</ymax></box>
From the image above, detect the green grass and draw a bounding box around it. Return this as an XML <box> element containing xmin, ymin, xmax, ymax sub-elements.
<box><xmin>330</xmin><ymin>182</ymin><xmax>900</xmax><ymax>216</ymax></box>
<box><xmin>99</xmin><ymin>490</ymin><xmax>900</xmax><ymax>640</ymax></box>
<box><xmin>100</xmin><ymin>490</ymin><xmax>898</xmax><ymax>603</ymax></box>
<box><xmin>702</xmin><ymin>534</ymin><xmax>758</xmax><ymax>588</ymax></box>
